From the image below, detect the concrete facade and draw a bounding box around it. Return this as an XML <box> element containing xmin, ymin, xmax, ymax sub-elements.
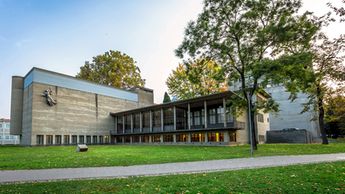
<box><xmin>266</xmin><ymin>86</ymin><xmax>320</xmax><ymax>139</ymax></box>
<box><xmin>11</xmin><ymin>68</ymin><xmax>153</xmax><ymax>146</ymax></box>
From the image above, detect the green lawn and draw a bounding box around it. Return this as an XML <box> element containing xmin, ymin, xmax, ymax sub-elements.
<box><xmin>1</xmin><ymin>161</ymin><xmax>344</xmax><ymax>193</ymax></box>
<box><xmin>0</xmin><ymin>143</ymin><xmax>344</xmax><ymax>170</ymax></box>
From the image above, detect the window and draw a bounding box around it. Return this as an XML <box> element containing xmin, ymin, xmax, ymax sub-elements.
<box><xmin>217</xmin><ymin>106</ymin><xmax>224</xmax><ymax>123</ymax></box>
<box><xmin>152</xmin><ymin>135</ymin><xmax>161</xmax><ymax>143</ymax></box>
<box><xmin>124</xmin><ymin>115</ymin><xmax>131</xmax><ymax>133</ymax></box>
<box><xmin>0</xmin><ymin>124</ymin><xmax>2</xmax><ymax>128</ymax></box>
<box><xmin>229</xmin><ymin>131</ymin><xmax>236</xmax><ymax>142</ymax></box>
<box><xmin>207</xmin><ymin>132</ymin><xmax>224</xmax><ymax>142</ymax></box>
<box><xmin>141</xmin><ymin>135</ymin><xmax>150</xmax><ymax>143</ymax></box>
<box><xmin>133</xmin><ymin>113</ymin><xmax>140</xmax><ymax>132</ymax></box>
<box><xmin>6</xmin><ymin>124</ymin><xmax>10</xmax><ymax>129</ymax></box>
<box><xmin>64</xmin><ymin>135</ymin><xmax>70</xmax><ymax>145</ymax></box>
<box><xmin>142</xmin><ymin>112</ymin><xmax>150</xmax><ymax>132</ymax></box>
<box><xmin>86</xmin><ymin>136</ymin><xmax>91</xmax><ymax>144</ymax></box>
<box><xmin>191</xmin><ymin>133</ymin><xmax>205</xmax><ymax>142</ymax></box>
<box><xmin>117</xmin><ymin>116</ymin><xmax>123</xmax><ymax>134</ymax></box>
<box><xmin>209</xmin><ymin>108</ymin><xmax>217</xmax><ymax>124</ymax></box>
<box><xmin>93</xmin><ymin>136</ymin><xmax>98</xmax><ymax>144</ymax></box>
<box><xmin>192</xmin><ymin>111</ymin><xmax>200</xmax><ymax>125</ymax></box>
<box><xmin>37</xmin><ymin>135</ymin><xmax>44</xmax><ymax>145</ymax></box>
<box><xmin>257</xmin><ymin>113</ymin><xmax>264</xmax><ymax>123</ymax></box>
<box><xmin>176</xmin><ymin>133</ymin><xmax>188</xmax><ymax>142</ymax></box>
<box><xmin>226</xmin><ymin>106</ymin><xmax>234</xmax><ymax>122</ymax></box>
<box><xmin>116</xmin><ymin>136</ymin><xmax>123</xmax><ymax>143</ymax></box>
<box><xmin>104</xmin><ymin>135</ymin><xmax>109</xmax><ymax>144</ymax></box>
<box><xmin>99</xmin><ymin>136</ymin><xmax>104</xmax><ymax>144</ymax></box>
<box><xmin>132</xmin><ymin>136</ymin><xmax>140</xmax><ymax>143</ymax></box>
<box><xmin>72</xmin><ymin>135</ymin><xmax>77</xmax><ymax>144</ymax></box>
<box><xmin>163</xmin><ymin>134</ymin><xmax>173</xmax><ymax>142</ymax></box>
<box><xmin>152</xmin><ymin>110</ymin><xmax>161</xmax><ymax>131</ymax></box>
<box><xmin>124</xmin><ymin>136</ymin><xmax>131</xmax><ymax>143</ymax></box>
<box><xmin>46</xmin><ymin>135</ymin><xmax>53</xmax><ymax>145</ymax></box>
<box><xmin>79</xmin><ymin>135</ymin><xmax>84</xmax><ymax>144</ymax></box>
<box><xmin>163</xmin><ymin>108</ymin><xmax>174</xmax><ymax>131</ymax></box>
<box><xmin>55</xmin><ymin>135</ymin><xmax>62</xmax><ymax>145</ymax></box>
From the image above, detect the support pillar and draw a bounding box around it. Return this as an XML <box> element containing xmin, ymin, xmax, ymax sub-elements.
<box><xmin>114</xmin><ymin>116</ymin><xmax>117</xmax><ymax>134</ymax></box>
<box><xmin>187</xmin><ymin>103</ymin><xmax>191</xmax><ymax>130</ymax></box>
<box><xmin>223</xmin><ymin>98</ymin><xmax>227</xmax><ymax>127</ymax></box>
<box><xmin>204</xmin><ymin>100</ymin><xmax>208</xmax><ymax>128</ymax></box>
<box><xmin>173</xmin><ymin>134</ymin><xmax>176</xmax><ymax>143</ymax></box>
<box><xmin>205</xmin><ymin>132</ymin><xmax>208</xmax><ymax>143</ymax></box>
<box><xmin>131</xmin><ymin>114</ymin><xmax>134</xmax><ymax>133</ymax></box>
<box><xmin>149</xmin><ymin>111</ymin><xmax>153</xmax><ymax>132</ymax></box>
<box><xmin>139</xmin><ymin>112</ymin><xmax>143</xmax><ymax>133</ymax></box>
<box><xmin>161</xmin><ymin>108</ymin><xmax>164</xmax><ymax>132</ymax></box>
<box><xmin>173</xmin><ymin>106</ymin><xmax>177</xmax><ymax>131</ymax></box>
<box><xmin>187</xmin><ymin>133</ymin><xmax>191</xmax><ymax>143</ymax></box>
<box><xmin>122</xmin><ymin>115</ymin><xmax>125</xmax><ymax>134</ymax></box>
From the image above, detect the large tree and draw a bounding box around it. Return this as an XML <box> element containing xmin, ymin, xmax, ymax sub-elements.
<box><xmin>325</xmin><ymin>92</ymin><xmax>345</xmax><ymax>138</ymax></box>
<box><xmin>166</xmin><ymin>59</ymin><xmax>227</xmax><ymax>100</ymax></box>
<box><xmin>76</xmin><ymin>50</ymin><xmax>145</xmax><ymax>89</ymax></box>
<box><xmin>176</xmin><ymin>0</ymin><xmax>318</xmax><ymax>149</ymax></box>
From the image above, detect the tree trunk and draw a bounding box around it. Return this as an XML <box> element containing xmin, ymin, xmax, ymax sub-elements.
<box><xmin>317</xmin><ymin>86</ymin><xmax>328</xmax><ymax>144</ymax></box>
<box><xmin>249</xmin><ymin>97</ymin><xmax>258</xmax><ymax>150</ymax></box>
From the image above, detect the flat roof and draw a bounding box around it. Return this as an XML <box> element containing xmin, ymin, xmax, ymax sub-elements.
<box><xmin>110</xmin><ymin>91</ymin><xmax>242</xmax><ymax>116</ymax></box>
<box><xmin>22</xmin><ymin>67</ymin><xmax>152</xmax><ymax>102</ymax></box>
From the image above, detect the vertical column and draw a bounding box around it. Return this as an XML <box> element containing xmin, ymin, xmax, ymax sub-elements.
<box><xmin>61</xmin><ymin>134</ymin><xmax>64</xmax><ymax>145</ymax></box>
<box><xmin>187</xmin><ymin>133</ymin><xmax>191</xmax><ymax>143</ymax></box>
<box><xmin>160</xmin><ymin>134</ymin><xmax>163</xmax><ymax>143</ymax></box>
<box><xmin>69</xmin><ymin>134</ymin><xmax>72</xmax><ymax>144</ymax></box>
<box><xmin>130</xmin><ymin>136</ymin><xmax>132</xmax><ymax>144</ymax></box>
<box><xmin>161</xmin><ymin>108</ymin><xmax>164</xmax><ymax>132</ymax></box>
<box><xmin>44</xmin><ymin>135</ymin><xmax>47</xmax><ymax>145</ymax></box>
<box><xmin>173</xmin><ymin>134</ymin><xmax>176</xmax><ymax>143</ymax></box>
<box><xmin>204</xmin><ymin>100</ymin><xmax>208</xmax><ymax>128</ymax></box>
<box><xmin>173</xmin><ymin>106</ymin><xmax>177</xmax><ymax>131</ymax></box>
<box><xmin>77</xmin><ymin>135</ymin><xmax>80</xmax><ymax>144</ymax></box>
<box><xmin>114</xmin><ymin>116</ymin><xmax>117</xmax><ymax>134</ymax></box>
<box><xmin>139</xmin><ymin>112</ymin><xmax>143</xmax><ymax>133</ymax></box>
<box><xmin>149</xmin><ymin>135</ymin><xmax>152</xmax><ymax>143</ymax></box>
<box><xmin>122</xmin><ymin>115</ymin><xmax>125</xmax><ymax>134</ymax></box>
<box><xmin>223</xmin><ymin>98</ymin><xmax>227</xmax><ymax>127</ymax></box>
<box><xmin>130</xmin><ymin>114</ymin><xmax>134</xmax><ymax>133</ymax></box>
<box><xmin>205</xmin><ymin>132</ymin><xmax>208</xmax><ymax>143</ymax></box>
<box><xmin>224</xmin><ymin>131</ymin><xmax>230</xmax><ymax>143</ymax></box>
<box><xmin>52</xmin><ymin>135</ymin><xmax>55</xmax><ymax>145</ymax></box>
<box><xmin>188</xmin><ymin>103</ymin><xmax>191</xmax><ymax>130</ymax></box>
<box><xmin>149</xmin><ymin>111</ymin><xmax>153</xmax><ymax>132</ymax></box>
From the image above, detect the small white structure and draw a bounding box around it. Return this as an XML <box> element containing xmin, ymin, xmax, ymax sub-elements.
<box><xmin>76</xmin><ymin>144</ymin><xmax>88</xmax><ymax>152</ymax></box>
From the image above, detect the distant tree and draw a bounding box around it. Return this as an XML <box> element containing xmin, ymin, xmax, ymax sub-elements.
<box><xmin>325</xmin><ymin>92</ymin><xmax>345</xmax><ymax>137</ymax></box>
<box><xmin>328</xmin><ymin>0</ymin><xmax>345</xmax><ymax>22</ymax></box>
<box><xmin>163</xmin><ymin>92</ymin><xmax>171</xmax><ymax>103</ymax></box>
<box><xmin>175</xmin><ymin>0</ymin><xmax>318</xmax><ymax>149</ymax></box>
<box><xmin>166</xmin><ymin>59</ymin><xmax>227</xmax><ymax>100</ymax></box>
<box><xmin>76</xmin><ymin>50</ymin><xmax>145</xmax><ymax>89</ymax></box>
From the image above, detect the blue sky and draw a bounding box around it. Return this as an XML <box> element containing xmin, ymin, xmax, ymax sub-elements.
<box><xmin>0</xmin><ymin>0</ymin><xmax>343</xmax><ymax>118</ymax></box>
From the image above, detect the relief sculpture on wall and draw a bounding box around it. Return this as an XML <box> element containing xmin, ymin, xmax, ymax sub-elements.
<box><xmin>42</xmin><ymin>88</ymin><xmax>57</xmax><ymax>106</ymax></box>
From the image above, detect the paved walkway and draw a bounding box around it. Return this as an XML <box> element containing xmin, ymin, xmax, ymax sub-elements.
<box><xmin>1</xmin><ymin>153</ymin><xmax>345</xmax><ymax>184</ymax></box>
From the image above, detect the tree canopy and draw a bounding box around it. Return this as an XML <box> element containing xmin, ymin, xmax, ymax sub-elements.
<box><xmin>166</xmin><ymin>59</ymin><xmax>227</xmax><ymax>100</ymax></box>
<box><xmin>163</xmin><ymin>92</ymin><xmax>171</xmax><ymax>103</ymax></box>
<box><xmin>76</xmin><ymin>50</ymin><xmax>145</xmax><ymax>89</ymax></box>
<box><xmin>175</xmin><ymin>0</ymin><xmax>318</xmax><ymax>149</ymax></box>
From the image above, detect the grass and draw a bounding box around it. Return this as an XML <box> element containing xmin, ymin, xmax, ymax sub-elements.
<box><xmin>1</xmin><ymin>161</ymin><xmax>344</xmax><ymax>193</ymax></box>
<box><xmin>0</xmin><ymin>143</ymin><xmax>345</xmax><ymax>170</ymax></box>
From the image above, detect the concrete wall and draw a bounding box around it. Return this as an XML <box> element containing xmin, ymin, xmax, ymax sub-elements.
<box><xmin>236</xmin><ymin>111</ymin><xmax>249</xmax><ymax>144</ymax></box>
<box><xmin>27</xmin><ymin>83</ymin><xmax>139</xmax><ymax>145</ymax></box>
<box><xmin>266</xmin><ymin>129</ymin><xmax>313</xmax><ymax>143</ymax></box>
<box><xmin>10</xmin><ymin>76</ymin><xmax>24</xmax><ymax>135</ymax></box>
<box><xmin>22</xmin><ymin>85</ymin><xmax>33</xmax><ymax>145</ymax></box>
<box><xmin>266</xmin><ymin>86</ymin><xmax>320</xmax><ymax>138</ymax></box>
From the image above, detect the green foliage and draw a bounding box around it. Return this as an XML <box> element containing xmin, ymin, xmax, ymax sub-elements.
<box><xmin>166</xmin><ymin>59</ymin><xmax>227</xmax><ymax>100</ymax></box>
<box><xmin>76</xmin><ymin>50</ymin><xmax>145</xmax><ymax>89</ymax></box>
<box><xmin>163</xmin><ymin>92</ymin><xmax>171</xmax><ymax>103</ymax></box>
<box><xmin>1</xmin><ymin>144</ymin><xmax>345</xmax><ymax>170</ymax></box>
<box><xmin>1</xmin><ymin>161</ymin><xmax>345</xmax><ymax>193</ymax></box>
<box><xmin>325</xmin><ymin>93</ymin><xmax>345</xmax><ymax>135</ymax></box>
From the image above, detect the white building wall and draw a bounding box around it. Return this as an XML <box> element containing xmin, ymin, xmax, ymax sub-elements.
<box><xmin>0</xmin><ymin>119</ymin><xmax>20</xmax><ymax>145</ymax></box>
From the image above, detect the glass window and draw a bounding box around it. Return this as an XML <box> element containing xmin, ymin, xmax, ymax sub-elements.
<box><xmin>6</xmin><ymin>124</ymin><xmax>10</xmax><ymax>129</ymax></box>
<box><xmin>176</xmin><ymin>133</ymin><xmax>188</xmax><ymax>142</ymax></box>
<box><xmin>116</xmin><ymin>136</ymin><xmax>123</xmax><ymax>143</ymax></box>
<box><xmin>132</xmin><ymin>135</ymin><xmax>140</xmax><ymax>143</ymax></box>
<box><xmin>36</xmin><ymin>135</ymin><xmax>44</xmax><ymax>145</ymax></box>
<box><xmin>226</xmin><ymin>106</ymin><xmax>234</xmax><ymax>122</ymax></box>
<box><xmin>141</xmin><ymin>135</ymin><xmax>150</xmax><ymax>143</ymax></box>
<box><xmin>93</xmin><ymin>135</ymin><xmax>98</xmax><ymax>144</ymax></box>
<box><xmin>153</xmin><ymin>110</ymin><xmax>161</xmax><ymax>131</ymax></box>
<box><xmin>191</xmin><ymin>133</ymin><xmax>205</xmax><ymax>142</ymax></box>
<box><xmin>208</xmin><ymin>132</ymin><xmax>224</xmax><ymax>142</ymax></box>
<box><xmin>217</xmin><ymin>106</ymin><xmax>224</xmax><ymax>123</ymax></box>
<box><xmin>72</xmin><ymin>135</ymin><xmax>77</xmax><ymax>144</ymax></box>
<box><xmin>142</xmin><ymin>112</ymin><xmax>150</xmax><ymax>130</ymax></box>
<box><xmin>209</xmin><ymin>109</ymin><xmax>217</xmax><ymax>124</ymax></box>
<box><xmin>257</xmin><ymin>113</ymin><xmax>264</xmax><ymax>123</ymax></box>
<box><xmin>64</xmin><ymin>135</ymin><xmax>70</xmax><ymax>144</ymax></box>
<box><xmin>133</xmin><ymin>113</ymin><xmax>140</xmax><ymax>131</ymax></box>
<box><xmin>104</xmin><ymin>135</ymin><xmax>109</xmax><ymax>144</ymax></box>
<box><xmin>152</xmin><ymin>135</ymin><xmax>161</xmax><ymax>143</ymax></box>
<box><xmin>117</xmin><ymin>116</ymin><xmax>123</xmax><ymax>134</ymax></box>
<box><xmin>55</xmin><ymin>135</ymin><xmax>62</xmax><ymax>145</ymax></box>
<box><xmin>46</xmin><ymin>135</ymin><xmax>53</xmax><ymax>145</ymax></box>
<box><xmin>229</xmin><ymin>131</ymin><xmax>236</xmax><ymax>142</ymax></box>
<box><xmin>86</xmin><ymin>136</ymin><xmax>91</xmax><ymax>144</ymax></box>
<box><xmin>79</xmin><ymin>135</ymin><xmax>84</xmax><ymax>144</ymax></box>
<box><xmin>124</xmin><ymin>115</ymin><xmax>131</xmax><ymax>133</ymax></box>
<box><xmin>99</xmin><ymin>136</ymin><xmax>104</xmax><ymax>144</ymax></box>
<box><xmin>124</xmin><ymin>136</ymin><xmax>131</xmax><ymax>143</ymax></box>
<box><xmin>163</xmin><ymin>134</ymin><xmax>173</xmax><ymax>142</ymax></box>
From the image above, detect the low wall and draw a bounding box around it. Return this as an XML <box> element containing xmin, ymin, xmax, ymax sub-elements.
<box><xmin>266</xmin><ymin>129</ymin><xmax>312</xmax><ymax>144</ymax></box>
